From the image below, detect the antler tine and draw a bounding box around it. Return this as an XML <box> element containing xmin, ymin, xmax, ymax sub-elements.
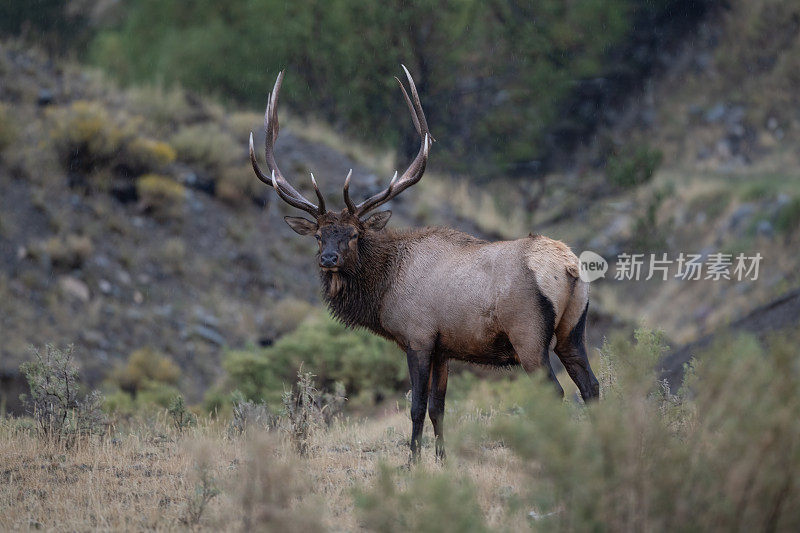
<box><xmin>250</xmin><ymin>71</ymin><xmax>321</xmax><ymax>217</ymax></box>
<box><xmin>270</xmin><ymin>171</ymin><xmax>319</xmax><ymax>217</ymax></box>
<box><xmin>310</xmin><ymin>173</ymin><xmax>326</xmax><ymax>214</ymax></box>
<box><xmin>343</xmin><ymin>169</ymin><xmax>356</xmax><ymax>214</ymax></box>
<box><xmin>353</xmin><ymin>66</ymin><xmax>431</xmax><ymax>217</ymax></box>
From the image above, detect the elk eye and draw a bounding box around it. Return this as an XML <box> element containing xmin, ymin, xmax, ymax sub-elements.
<box><xmin>349</xmin><ymin>233</ymin><xmax>358</xmax><ymax>240</ymax></box>
<box><xmin>314</xmin><ymin>235</ymin><xmax>321</xmax><ymax>241</ymax></box>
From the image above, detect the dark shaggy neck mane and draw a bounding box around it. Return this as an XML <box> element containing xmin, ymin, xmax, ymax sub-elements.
<box><xmin>321</xmin><ymin>230</ymin><xmax>403</xmax><ymax>338</ymax></box>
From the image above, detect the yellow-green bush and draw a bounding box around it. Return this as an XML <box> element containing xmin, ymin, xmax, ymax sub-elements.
<box><xmin>121</xmin><ymin>136</ymin><xmax>176</xmax><ymax>173</ymax></box>
<box><xmin>170</xmin><ymin>122</ymin><xmax>239</xmax><ymax>171</ymax></box>
<box><xmin>40</xmin><ymin>233</ymin><xmax>93</xmax><ymax>270</ymax></box>
<box><xmin>111</xmin><ymin>347</ymin><xmax>180</xmax><ymax>395</ymax></box>
<box><xmin>126</xmin><ymin>84</ymin><xmax>195</xmax><ymax>130</ymax></box>
<box><xmin>49</xmin><ymin>101</ymin><xmax>127</xmax><ymax>173</ymax></box>
<box><xmin>269</xmin><ymin>297</ymin><xmax>316</xmax><ymax>338</ymax></box>
<box><xmin>215</xmin><ymin>164</ymin><xmax>259</xmax><ymax>206</ymax></box>
<box><xmin>136</xmin><ymin>173</ymin><xmax>186</xmax><ymax>219</ymax></box>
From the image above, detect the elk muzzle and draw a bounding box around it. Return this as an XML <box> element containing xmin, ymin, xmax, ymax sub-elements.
<box><xmin>320</xmin><ymin>251</ymin><xmax>341</xmax><ymax>269</ymax></box>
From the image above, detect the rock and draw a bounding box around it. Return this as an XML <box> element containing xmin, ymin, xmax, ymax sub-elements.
<box><xmin>98</xmin><ymin>279</ymin><xmax>112</xmax><ymax>294</ymax></box>
<box><xmin>58</xmin><ymin>276</ymin><xmax>90</xmax><ymax>302</ymax></box>
<box><xmin>117</xmin><ymin>270</ymin><xmax>132</xmax><ymax>285</ymax></box>
<box><xmin>192</xmin><ymin>325</ymin><xmax>226</xmax><ymax>346</ymax></box>
<box><xmin>193</xmin><ymin>307</ymin><xmax>220</xmax><ymax>327</ymax></box>
<box><xmin>704</xmin><ymin>103</ymin><xmax>726</xmax><ymax>123</ymax></box>
<box><xmin>37</xmin><ymin>89</ymin><xmax>54</xmax><ymax>106</ymax></box>
<box><xmin>756</xmin><ymin>219</ymin><xmax>773</xmax><ymax>237</ymax></box>
<box><xmin>767</xmin><ymin>117</ymin><xmax>779</xmax><ymax>130</ymax></box>
<box><xmin>133</xmin><ymin>290</ymin><xmax>144</xmax><ymax>304</ymax></box>
<box><xmin>727</xmin><ymin>203</ymin><xmax>755</xmax><ymax>232</ymax></box>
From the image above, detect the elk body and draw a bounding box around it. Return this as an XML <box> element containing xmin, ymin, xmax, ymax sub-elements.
<box><xmin>250</xmin><ymin>67</ymin><xmax>600</xmax><ymax>461</ymax></box>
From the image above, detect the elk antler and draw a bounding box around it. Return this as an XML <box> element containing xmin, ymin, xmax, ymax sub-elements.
<box><xmin>250</xmin><ymin>71</ymin><xmax>325</xmax><ymax>217</ymax></box>
<box><xmin>344</xmin><ymin>65</ymin><xmax>433</xmax><ymax>217</ymax></box>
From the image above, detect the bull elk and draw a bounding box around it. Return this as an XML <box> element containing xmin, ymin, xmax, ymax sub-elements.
<box><xmin>249</xmin><ymin>67</ymin><xmax>600</xmax><ymax>461</ymax></box>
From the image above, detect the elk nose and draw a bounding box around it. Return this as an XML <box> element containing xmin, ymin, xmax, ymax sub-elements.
<box><xmin>320</xmin><ymin>252</ymin><xmax>339</xmax><ymax>268</ymax></box>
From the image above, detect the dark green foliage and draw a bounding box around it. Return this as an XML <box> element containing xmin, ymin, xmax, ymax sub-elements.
<box><xmin>630</xmin><ymin>186</ymin><xmax>673</xmax><ymax>251</ymax></box>
<box><xmin>89</xmin><ymin>0</ymin><xmax>707</xmax><ymax>175</ymax></box>
<box><xmin>775</xmin><ymin>195</ymin><xmax>800</xmax><ymax>235</ymax></box>
<box><xmin>168</xmin><ymin>394</ymin><xmax>197</xmax><ymax>432</ymax></box>
<box><xmin>606</xmin><ymin>144</ymin><xmax>663</xmax><ymax>188</ymax></box>
<box><xmin>0</xmin><ymin>0</ymin><xmax>91</xmax><ymax>52</ymax></box>
<box><xmin>19</xmin><ymin>344</ymin><xmax>106</xmax><ymax>444</ymax></box>
<box><xmin>223</xmin><ymin>312</ymin><xmax>405</xmax><ymax>406</ymax></box>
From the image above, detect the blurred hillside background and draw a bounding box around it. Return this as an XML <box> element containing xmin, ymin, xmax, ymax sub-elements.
<box><xmin>1</xmin><ymin>0</ymin><xmax>800</xmax><ymax>418</ymax></box>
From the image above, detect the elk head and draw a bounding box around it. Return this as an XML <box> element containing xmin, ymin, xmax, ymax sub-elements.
<box><xmin>249</xmin><ymin>66</ymin><xmax>432</xmax><ymax>276</ymax></box>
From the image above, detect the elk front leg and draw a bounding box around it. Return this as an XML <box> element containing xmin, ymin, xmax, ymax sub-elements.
<box><xmin>428</xmin><ymin>356</ymin><xmax>448</xmax><ymax>462</ymax></box>
<box><xmin>406</xmin><ymin>346</ymin><xmax>432</xmax><ymax>462</ymax></box>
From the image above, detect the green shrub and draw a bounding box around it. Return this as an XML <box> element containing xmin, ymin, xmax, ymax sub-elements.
<box><xmin>19</xmin><ymin>344</ymin><xmax>106</xmax><ymax>445</ymax></box>
<box><xmin>168</xmin><ymin>395</ymin><xmax>197</xmax><ymax>432</ymax></box>
<box><xmin>606</xmin><ymin>145</ymin><xmax>663</xmax><ymax>188</ymax></box>
<box><xmin>223</xmin><ymin>311</ymin><xmax>405</xmax><ymax>406</ymax></box>
<box><xmin>775</xmin><ymin>195</ymin><xmax>800</xmax><ymax>235</ymax></box>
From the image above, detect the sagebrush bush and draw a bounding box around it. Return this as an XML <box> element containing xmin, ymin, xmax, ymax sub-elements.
<box><xmin>215</xmin><ymin>164</ymin><xmax>259</xmax><ymax>207</ymax></box>
<box><xmin>111</xmin><ymin>347</ymin><xmax>180</xmax><ymax>395</ymax></box>
<box><xmin>40</xmin><ymin>233</ymin><xmax>93</xmax><ymax>271</ymax></box>
<box><xmin>120</xmin><ymin>136</ymin><xmax>176</xmax><ymax>174</ymax></box>
<box><xmin>126</xmin><ymin>84</ymin><xmax>195</xmax><ymax>131</ymax></box>
<box><xmin>228</xmin><ymin>391</ymin><xmax>277</xmax><ymax>436</ymax></box>
<box><xmin>355</xmin><ymin>464</ymin><xmax>489</xmax><ymax>533</ymax></box>
<box><xmin>235</xmin><ymin>433</ymin><xmax>325</xmax><ymax>531</ymax></box>
<box><xmin>482</xmin><ymin>328</ymin><xmax>800</xmax><ymax>531</ymax></box>
<box><xmin>49</xmin><ymin>101</ymin><xmax>128</xmax><ymax>174</ymax></box>
<box><xmin>136</xmin><ymin>173</ymin><xmax>186</xmax><ymax>219</ymax></box>
<box><xmin>170</xmin><ymin>122</ymin><xmax>239</xmax><ymax>171</ymax></box>
<box><xmin>19</xmin><ymin>344</ymin><xmax>106</xmax><ymax>445</ymax></box>
<box><xmin>280</xmin><ymin>370</ymin><xmax>345</xmax><ymax>455</ymax></box>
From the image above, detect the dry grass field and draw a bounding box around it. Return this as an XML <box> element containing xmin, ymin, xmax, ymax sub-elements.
<box><xmin>3</xmin><ymin>328</ymin><xmax>800</xmax><ymax>532</ymax></box>
<box><xmin>0</xmin><ymin>406</ymin><xmax>531</xmax><ymax>531</ymax></box>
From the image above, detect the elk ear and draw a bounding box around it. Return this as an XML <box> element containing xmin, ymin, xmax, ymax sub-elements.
<box><xmin>284</xmin><ymin>216</ymin><xmax>317</xmax><ymax>236</ymax></box>
<box><xmin>363</xmin><ymin>210</ymin><xmax>392</xmax><ymax>231</ymax></box>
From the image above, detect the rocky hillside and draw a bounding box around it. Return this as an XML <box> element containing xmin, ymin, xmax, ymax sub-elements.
<box><xmin>0</xmin><ymin>42</ymin><xmax>438</xmax><ymax>408</ymax></box>
<box><xmin>2</xmin><ymin>0</ymin><xmax>800</xmax><ymax>414</ymax></box>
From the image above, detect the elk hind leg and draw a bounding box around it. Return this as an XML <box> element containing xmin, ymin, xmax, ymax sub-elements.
<box><xmin>554</xmin><ymin>301</ymin><xmax>600</xmax><ymax>401</ymax></box>
<box><xmin>507</xmin><ymin>292</ymin><xmax>564</xmax><ymax>397</ymax></box>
